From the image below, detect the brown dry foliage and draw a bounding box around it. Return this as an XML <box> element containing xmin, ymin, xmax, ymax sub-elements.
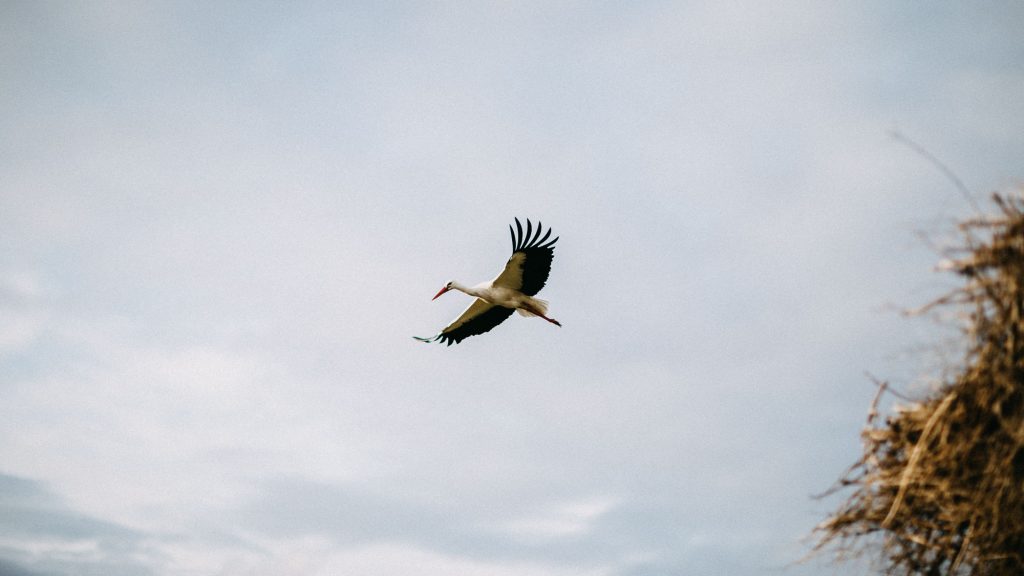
<box><xmin>814</xmin><ymin>192</ymin><xmax>1024</xmax><ymax>575</ymax></box>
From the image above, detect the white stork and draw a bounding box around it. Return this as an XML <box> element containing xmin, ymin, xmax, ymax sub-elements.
<box><xmin>414</xmin><ymin>218</ymin><xmax>561</xmax><ymax>345</ymax></box>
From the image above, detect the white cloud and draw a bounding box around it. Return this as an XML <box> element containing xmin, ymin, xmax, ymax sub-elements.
<box><xmin>0</xmin><ymin>309</ymin><xmax>47</xmax><ymax>353</ymax></box>
<box><xmin>0</xmin><ymin>271</ymin><xmax>52</xmax><ymax>354</ymax></box>
<box><xmin>245</xmin><ymin>541</ymin><xmax>613</xmax><ymax>576</ymax></box>
<box><xmin>1</xmin><ymin>271</ymin><xmax>48</xmax><ymax>300</ymax></box>
<box><xmin>502</xmin><ymin>497</ymin><xmax>619</xmax><ymax>541</ymax></box>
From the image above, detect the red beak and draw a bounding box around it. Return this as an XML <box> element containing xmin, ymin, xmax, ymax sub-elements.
<box><xmin>432</xmin><ymin>286</ymin><xmax>450</xmax><ymax>300</ymax></box>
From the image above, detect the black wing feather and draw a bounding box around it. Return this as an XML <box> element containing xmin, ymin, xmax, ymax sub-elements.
<box><xmin>438</xmin><ymin>305</ymin><xmax>515</xmax><ymax>345</ymax></box>
<box><xmin>535</xmin><ymin>226</ymin><xmax>552</xmax><ymax>247</ymax></box>
<box><xmin>508</xmin><ymin>217</ymin><xmax>558</xmax><ymax>296</ymax></box>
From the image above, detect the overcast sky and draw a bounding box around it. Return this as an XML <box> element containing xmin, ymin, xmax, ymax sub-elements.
<box><xmin>2</xmin><ymin>2</ymin><xmax>1023</xmax><ymax>575</ymax></box>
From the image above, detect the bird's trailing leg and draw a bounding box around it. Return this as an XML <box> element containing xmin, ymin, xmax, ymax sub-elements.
<box><xmin>522</xmin><ymin>304</ymin><xmax>561</xmax><ymax>327</ymax></box>
<box><xmin>543</xmin><ymin>315</ymin><xmax>562</xmax><ymax>327</ymax></box>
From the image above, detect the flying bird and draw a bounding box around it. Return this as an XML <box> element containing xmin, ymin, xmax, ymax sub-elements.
<box><xmin>414</xmin><ymin>218</ymin><xmax>561</xmax><ymax>345</ymax></box>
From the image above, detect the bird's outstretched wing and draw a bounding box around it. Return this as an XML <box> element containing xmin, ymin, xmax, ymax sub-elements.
<box><xmin>413</xmin><ymin>298</ymin><xmax>515</xmax><ymax>346</ymax></box>
<box><xmin>492</xmin><ymin>218</ymin><xmax>558</xmax><ymax>296</ymax></box>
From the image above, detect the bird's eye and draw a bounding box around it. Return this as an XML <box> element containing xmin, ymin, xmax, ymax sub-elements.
<box><xmin>446</xmin><ymin>282</ymin><xmax>453</xmax><ymax>288</ymax></box>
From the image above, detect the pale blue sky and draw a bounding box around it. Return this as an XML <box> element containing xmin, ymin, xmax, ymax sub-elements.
<box><xmin>2</xmin><ymin>2</ymin><xmax>1023</xmax><ymax>575</ymax></box>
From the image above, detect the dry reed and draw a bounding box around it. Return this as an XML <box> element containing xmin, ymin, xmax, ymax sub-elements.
<box><xmin>814</xmin><ymin>192</ymin><xmax>1024</xmax><ymax>575</ymax></box>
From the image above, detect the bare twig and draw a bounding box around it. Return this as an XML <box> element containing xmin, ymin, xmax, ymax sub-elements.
<box><xmin>889</xmin><ymin>130</ymin><xmax>982</xmax><ymax>216</ymax></box>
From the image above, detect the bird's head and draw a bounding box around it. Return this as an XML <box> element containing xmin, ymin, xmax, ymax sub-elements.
<box><xmin>432</xmin><ymin>281</ymin><xmax>455</xmax><ymax>300</ymax></box>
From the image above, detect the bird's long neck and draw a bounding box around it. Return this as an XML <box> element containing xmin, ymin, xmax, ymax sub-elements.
<box><xmin>449</xmin><ymin>281</ymin><xmax>481</xmax><ymax>298</ymax></box>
